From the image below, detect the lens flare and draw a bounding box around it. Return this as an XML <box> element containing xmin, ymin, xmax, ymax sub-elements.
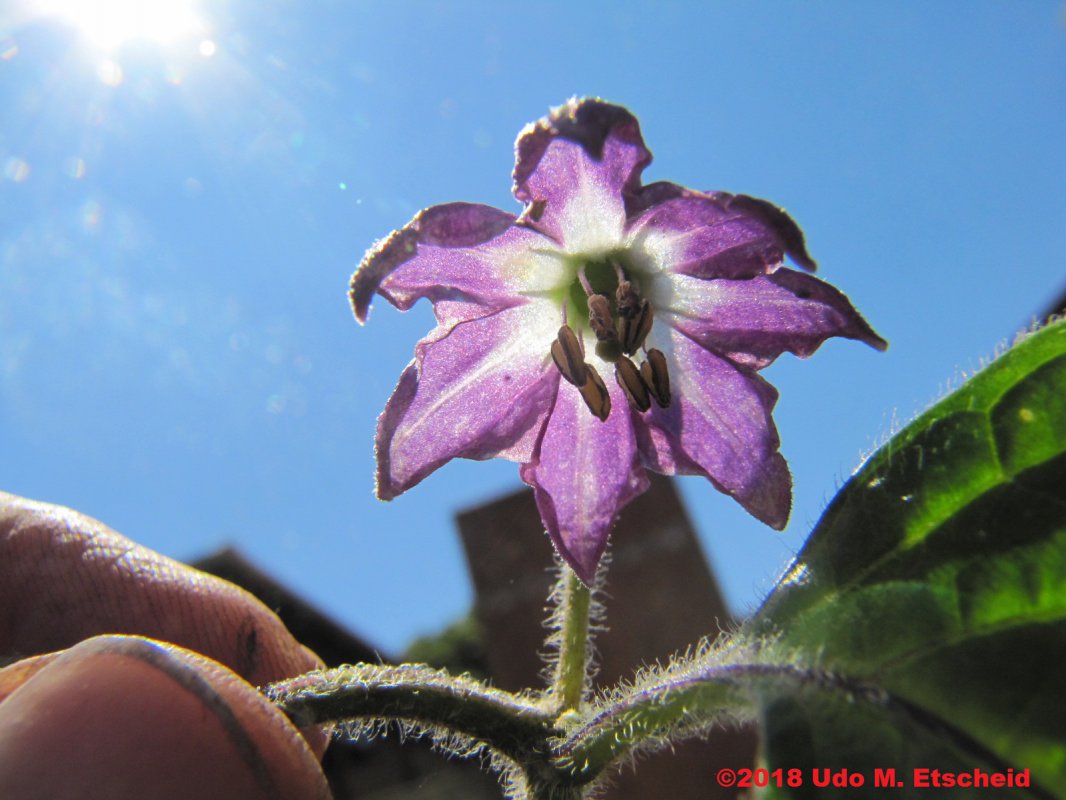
<box><xmin>33</xmin><ymin>0</ymin><xmax>205</xmax><ymax>50</ymax></box>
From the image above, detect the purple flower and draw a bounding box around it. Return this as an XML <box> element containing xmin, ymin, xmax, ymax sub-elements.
<box><xmin>350</xmin><ymin>98</ymin><xmax>885</xmax><ymax>583</ymax></box>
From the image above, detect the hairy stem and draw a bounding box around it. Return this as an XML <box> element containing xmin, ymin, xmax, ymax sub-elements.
<box><xmin>557</xmin><ymin>662</ymin><xmax>762</xmax><ymax>780</ymax></box>
<box><xmin>525</xmin><ymin>780</ymin><xmax>585</xmax><ymax>800</ymax></box>
<box><xmin>551</xmin><ymin>567</ymin><xmax>593</xmax><ymax>713</ymax></box>
<box><xmin>269</xmin><ymin>663</ymin><xmax>555</xmax><ymax>765</ymax></box>
<box><xmin>270</xmin><ymin>663</ymin><xmax>598</xmax><ymax>796</ymax></box>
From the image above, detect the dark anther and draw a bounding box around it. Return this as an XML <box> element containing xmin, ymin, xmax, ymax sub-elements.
<box><xmin>587</xmin><ymin>294</ymin><xmax>616</xmax><ymax>341</ymax></box>
<box><xmin>641</xmin><ymin>348</ymin><xmax>671</xmax><ymax>408</ymax></box>
<box><xmin>550</xmin><ymin>325</ymin><xmax>587</xmax><ymax>386</ymax></box>
<box><xmin>615</xmin><ymin>280</ymin><xmax>640</xmax><ymax>318</ymax></box>
<box><xmin>614</xmin><ymin>278</ymin><xmax>652</xmax><ymax>355</ymax></box>
<box><xmin>615</xmin><ymin>356</ymin><xmax>650</xmax><ymax>413</ymax></box>
<box><xmin>618</xmin><ymin>298</ymin><xmax>652</xmax><ymax>355</ymax></box>
<box><xmin>579</xmin><ymin>364</ymin><xmax>611</xmax><ymax>422</ymax></box>
<box><xmin>588</xmin><ymin>293</ymin><xmax>623</xmax><ymax>362</ymax></box>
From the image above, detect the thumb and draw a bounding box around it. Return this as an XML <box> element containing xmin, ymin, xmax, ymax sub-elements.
<box><xmin>0</xmin><ymin>635</ymin><xmax>332</xmax><ymax>800</ymax></box>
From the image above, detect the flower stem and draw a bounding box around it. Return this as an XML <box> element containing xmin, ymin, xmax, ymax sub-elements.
<box><xmin>552</xmin><ymin>567</ymin><xmax>593</xmax><ymax>714</ymax></box>
<box><xmin>271</xmin><ymin>663</ymin><xmax>594</xmax><ymax>797</ymax></box>
<box><xmin>527</xmin><ymin>779</ymin><xmax>585</xmax><ymax>800</ymax></box>
<box><xmin>269</xmin><ymin>663</ymin><xmax>554</xmax><ymax>765</ymax></box>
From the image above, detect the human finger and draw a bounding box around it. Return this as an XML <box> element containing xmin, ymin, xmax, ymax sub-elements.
<box><xmin>0</xmin><ymin>491</ymin><xmax>328</xmax><ymax>754</ymax></box>
<box><xmin>0</xmin><ymin>635</ymin><xmax>332</xmax><ymax>800</ymax></box>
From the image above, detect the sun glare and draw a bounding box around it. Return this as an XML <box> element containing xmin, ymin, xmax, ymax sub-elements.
<box><xmin>34</xmin><ymin>0</ymin><xmax>205</xmax><ymax>50</ymax></box>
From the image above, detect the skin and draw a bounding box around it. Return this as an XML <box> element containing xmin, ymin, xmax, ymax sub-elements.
<box><xmin>0</xmin><ymin>492</ymin><xmax>332</xmax><ymax>799</ymax></box>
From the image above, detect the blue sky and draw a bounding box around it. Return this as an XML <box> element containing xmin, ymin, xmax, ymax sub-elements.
<box><xmin>2</xmin><ymin>1</ymin><xmax>1064</xmax><ymax>656</ymax></box>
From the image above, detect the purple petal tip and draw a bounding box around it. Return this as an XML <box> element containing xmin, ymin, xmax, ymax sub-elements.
<box><xmin>738</xmin><ymin>452</ymin><xmax>793</xmax><ymax>531</ymax></box>
<box><xmin>350</xmin><ymin>227</ymin><xmax>417</xmax><ymax>323</ymax></box>
<box><xmin>554</xmin><ymin>535</ymin><xmax>605</xmax><ymax>586</ymax></box>
<box><xmin>513</xmin><ymin>97</ymin><xmax>650</xmax><ymax>207</ymax></box>
<box><xmin>723</xmin><ymin>193</ymin><xmax>818</xmax><ymax>272</ymax></box>
<box><xmin>349</xmin><ymin>203</ymin><xmax>516</xmax><ymax>323</ymax></box>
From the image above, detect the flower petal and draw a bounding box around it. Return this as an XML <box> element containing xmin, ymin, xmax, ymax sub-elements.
<box><xmin>521</xmin><ymin>379</ymin><xmax>648</xmax><ymax>583</ymax></box>
<box><xmin>626</xmin><ymin>185</ymin><xmax>816</xmax><ymax>280</ymax></box>
<box><xmin>659</xmin><ymin>268</ymin><xmax>888</xmax><ymax>370</ymax></box>
<box><xmin>512</xmin><ymin>98</ymin><xmax>651</xmax><ymax>253</ymax></box>
<box><xmin>719</xmin><ymin>192</ymin><xmax>817</xmax><ymax>271</ymax></box>
<box><xmin>638</xmin><ymin>330</ymin><xmax>791</xmax><ymax>529</ymax></box>
<box><xmin>349</xmin><ymin>202</ymin><xmax>562</xmax><ymax>324</ymax></box>
<box><xmin>376</xmin><ymin>302</ymin><xmax>559</xmax><ymax>500</ymax></box>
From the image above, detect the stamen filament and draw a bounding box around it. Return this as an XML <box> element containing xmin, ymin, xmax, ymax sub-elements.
<box><xmin>577</xmin><ymin>265</ymin><xmax>595</xmax><ymax>297</ymax></box>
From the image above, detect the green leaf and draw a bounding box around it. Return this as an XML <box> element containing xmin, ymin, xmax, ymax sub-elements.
<box><xmin>756</xmin><ymin>680</ymin><xmax>1051</xmax><ymax>800</ymax></box>
<box><xmin>751</xmin><ymin>320</ymin><xmax>1066</xmax><ymax>798</ymax></box>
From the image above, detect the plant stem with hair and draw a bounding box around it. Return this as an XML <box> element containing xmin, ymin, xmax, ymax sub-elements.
<box><xmin>551</xmin><ymin>567</ymin><xmax>593</xmax><ymax>714</ymax></box>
